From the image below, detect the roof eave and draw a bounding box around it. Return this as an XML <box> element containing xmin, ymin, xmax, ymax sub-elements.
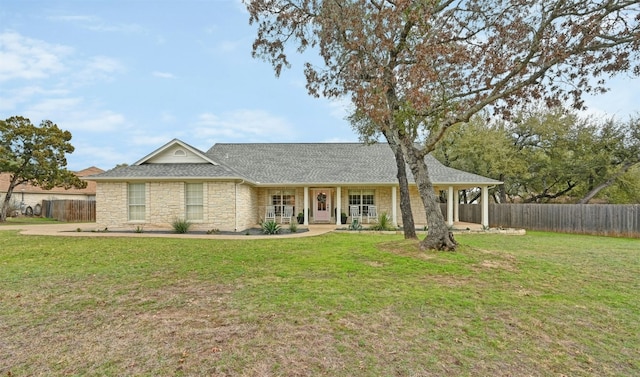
<box><xmin>433</xmin><ymin>181</ymin><xmax>503</xmax><ymax>187</ymax></box>
<box><xmin>87</xmin><ymin>176</ymin><xmax>255</xmax><ymax>183</ymax></box>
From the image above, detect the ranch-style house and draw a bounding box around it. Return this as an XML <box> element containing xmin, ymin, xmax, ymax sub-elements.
<box><xmin>86</xmin><ymin>139</ymin><xmax>501</xmax><ymax>232</ymax></box>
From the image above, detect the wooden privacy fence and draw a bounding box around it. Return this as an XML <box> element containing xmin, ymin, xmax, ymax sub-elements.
<box><xmin>42</xmin><ymin>200</ymin><xmax>96</xmax><ymax>222</ymax></box>
<box><xmin>456</xmin><ymin>203</ymin><xmax>640</xmax><ymax>238</ymax></box>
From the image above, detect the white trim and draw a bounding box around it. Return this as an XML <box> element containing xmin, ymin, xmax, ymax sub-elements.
<box><xmin>454</xmin><ymin>189</ymin><xmax>460</xmax><ymax>222</ymax></box>
<box><xmin>482</xmin><ymin>185</ymin><xmax>489</xmax><ymax>228</ymax></box>
<box><xmin>447</xmin><ymin>186</ymin><xmax>454</xmax><ymax>226</ymax></box>
<box><xmin>336</xmin><ymin>186</ymin><xmax>342</xmax><ymax>225</ymax></box>
<box><xmin>303</xmin><ymin>187</ymin><xmax>309</xmax><ymax>225</ymax></box>
<box><xmin>391</xmin><ymin>186</ymin><xmax>397</xmax><ymax>227</ymax></box>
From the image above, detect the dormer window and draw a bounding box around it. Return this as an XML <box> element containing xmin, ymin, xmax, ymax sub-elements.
<box><xmin>174</xmin><ymin>149</ymin><xmax>186</xmax><ymax>157</ymax></box>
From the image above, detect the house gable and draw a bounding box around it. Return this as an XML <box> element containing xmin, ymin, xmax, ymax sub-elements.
<box><xmin>134</xmin><ymin>139</ymin><xmax>217</xmax><ymax>165</ymax></box>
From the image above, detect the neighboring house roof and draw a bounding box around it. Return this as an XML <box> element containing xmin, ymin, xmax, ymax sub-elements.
<box><xmin>87</xmin><ymin>140</ymin><xmax>501</xmax><ymax>187</ymax></box>
<box><xmin>0</xmin><ymin>166</ymin><xmax>103</xmax><ymax>195</ymax></box>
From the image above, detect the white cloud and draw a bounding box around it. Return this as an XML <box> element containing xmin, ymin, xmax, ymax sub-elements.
<box><xmin>64</xmin><ymin>111</ymin><xmax>126</xmax><ymax>132</ymax></box>
<box><xmin>126</xmin><ymin>132</ymin><xmax>177</xmax><ymax>148</ymax></box>
<box><xmin>71</xmin><ymin>56</ymin><xmax>125</xmax><ymax>85</ymax></box>
<box><xmin>70</xmin><ymin>142</ymin><xmax>133</xmax><ymax>170</ymax></box>
<box><xmin>48</xmin><ymin>13</ymin><xmax>145</xmax><ymax>34</ymax></box>
<box><xmin>160</xmin><ymin>111</ymin><xmax>177</xmax><ymax>123</ymax></box>
<box><xmin>218</xmin><ymin>40</ymin><xmax>241</xmax><ymax>52</ymax></box>
<box><xmin>0</xmin><ymin>86</ymin><xmax>69</xmax><ymax>112</ymax></box>
<box><xmin>0</xmin><ymin>31</ymin><xmax>72</xmax><ymax>81</ymax></box>
<box><xmin>582</xmin><ymin>74</ymin><xmax>640</xmax><ymax>120</ymax></box>
<box><xmin>194</xmin><ymin>109</ymin><xmax>296</xmax><ymax>142</ymax></box>
<box><xmin>326</xmin><ymin>96</ymin><xmax>353</xmax><ymax>120</ymax></box>
<box><xmin>48</xmin><ymin>14</ymin><xmax>97</xmax><ymax>23</ymax></box>
<box><xmin>86</xmin><ymin>22</ymin><xmax>145</xmax><ymax>34</ymax></box>
<box><xmin>0</xmin><ymin>31</ymin><xmax>125</xmax><ymax>87</ymax></box>
<box><xmin>152</xmin><ymin>71</ymin><xmax>176</xmax><ymax>79</ymax></box>
<box><xmin>21</xmin><ymin>96</ymin><xmax>126</xmax><ymax>133</ymax></box>
<box><xmin>27</xmin><ymin>97</ymin><xmax>83</xmax><ymax>118</ymax></box>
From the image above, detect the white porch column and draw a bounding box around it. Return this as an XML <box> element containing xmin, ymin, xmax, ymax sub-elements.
<box><xmin>336</xmin><ymin>186</ymin><xmax>342</xmax><ymax>225</ymax></box>
<box><xmin>481</xmin><ymin>185</ymin><xmax>489</xmax><ymax>228</ymax></box>
<box><xmin>454</xmin><ymin>189</ymin><xmax>460</xmax><ymax>222</ymax></box>
<box><xmin>391</xmin><ymin>186</ymin><xmax>398</xmax><ymax>227</ymax></box>
<box><xmin>304</xmin><ymin>186</ymin><xmax>309</xmax><ymax>225</ymax></box>
<box><xmin>447</xmin><ymin>185</ymin><xmax>454</xmax><ymax>226</ymax></box>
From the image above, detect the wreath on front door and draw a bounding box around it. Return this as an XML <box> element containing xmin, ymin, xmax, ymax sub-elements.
<box><xmin>317</xmin><ymin>193</ymin><xmax>326</xmax><ymax>203</ymax></box>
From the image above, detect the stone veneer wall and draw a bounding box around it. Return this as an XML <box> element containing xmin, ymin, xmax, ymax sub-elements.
<box><xmin>96</xmin><ymin>182</ymin><xmax>127</xmax><ymax>228</ymax></box>
<box><xmin>96</xmin><ymin>181</ymin><xmax>429</xmax><ymax>230</ymax></box>
<box><xmin>147</xmin><ymin>181</ymin><xmax>183</xmax><ymax>227</ymax></box>
<box><xmin>408</xmin><ymin>186</ymin><xmax>428</xmax><ymax>227</ymax></box>
<box><xmin>234</xmin><ymin>183</ymin><xmax>258</xmax><ymax>231</ymax></box>
<box><xmin>96</xmin><ymin>181</ymin><xmax>259</xmax><ymax>232</ymax></box>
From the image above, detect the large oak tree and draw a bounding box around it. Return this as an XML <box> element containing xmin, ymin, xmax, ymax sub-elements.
<box><xmin>0</xmin><ymin>116</ymin><xmax>86</xmax><ymax>222</ymax></box>
<box><xmin>246</xmin><ymin>0</ymin><xmax>640</xmax><ymax>250</ymax></box>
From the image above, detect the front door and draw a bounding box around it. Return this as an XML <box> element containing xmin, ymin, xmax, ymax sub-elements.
<box><xmin>314</xmin><ymin>189</ymin><xmax>331</xmax><ymax>222</ymax></box>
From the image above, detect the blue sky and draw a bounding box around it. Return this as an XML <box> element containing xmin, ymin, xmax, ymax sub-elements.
<box><xmin>1</xmin><ymin>0</ymin><xmax>639</xmax><ymax>171</ymax></box>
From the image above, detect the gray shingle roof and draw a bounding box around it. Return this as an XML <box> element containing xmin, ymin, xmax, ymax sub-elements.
<box><xmin>206</xmin><ymin>143</ymin><xmax>500</xmax><ymax>186</ymax></box>
<box><xmin>88</xmin><ymin>141</ymin><xmax>501</xmax><ymax>186</ymax></box>
<box><xmin>88</xmin><ymin>163</ymin><xmax>239</xmax><ymax>179</ymax></box>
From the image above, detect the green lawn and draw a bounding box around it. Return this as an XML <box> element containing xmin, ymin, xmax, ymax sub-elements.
<box><xmin>0</xmin><ymin>216</ymin><xmax>60</xmax><ymax>225</ymax></box>
<box><xmin>1</xmin><ymin>230</ymin><xmax>638</xmax><ymax>376</ymax></box>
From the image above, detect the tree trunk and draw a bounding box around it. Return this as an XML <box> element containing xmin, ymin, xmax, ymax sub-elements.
<box><xmin>389</xmin><ymin>132</ymin><xmax>457</xmax><ymax>251</ymax></box>
<box><xmin>0</xmin><ymin>198</ymin><xmax>9</xmax><ymax>222</ymax></box>
<box><xmin>0</xmin><ymin>183</ymin><xmax>15</xmax><ymax>222</ymax></box>
<box><xmin>497</xmin><ymin>174</ymin><xmax>508</xmax><ymax>203</ymax></box>
<box><xmin>383</xmin><ymin>131</ymin><xmax>417</xmax><ymax>239</ymax></box>
<box><xmin>578</xmin><ymin>162</ymin><xmax>636</xmax><ymax>204</ymax></box>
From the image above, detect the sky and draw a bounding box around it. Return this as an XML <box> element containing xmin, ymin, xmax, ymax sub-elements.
<box><xmin>1</xmin><ymin>0</ymin><xmax>639</xmax><ymax>171</ymax></box>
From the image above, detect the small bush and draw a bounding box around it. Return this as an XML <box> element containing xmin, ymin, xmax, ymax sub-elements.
<box><xmin>134</xmin><ymin>225</ymin><xmax>144</xmax><ymax>233</ymax></box>
<box><xmin>370</xmin><ymin>212</ymin><xmax>394</xmax><ymax>231</ymax></box>
<box><xmin>348</xmin><ymin>219</ymin><xmax>362</xmax><ymax>230</ymax></box>
<box><xmin>261</xmin><ymin>220</ymin><xmax>281</xmax><ymax>235</ymax></box>
<box><xmin>289</xmin><ymin>221</ymin><xmax>298</xmax><ymax>233</ymax></box>
<box><xmin>171</xmin><ymin>218</ymin><xmax>191</xmax><ymax>234</ymax></box>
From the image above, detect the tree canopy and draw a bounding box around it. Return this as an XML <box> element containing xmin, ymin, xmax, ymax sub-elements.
<box><xmin>435</xmin><ymin>108</ymin><xmax>640</xmax><ymax>204</ymax></box>
<box><xmin>246</xmin><ymin>0</ymin><xmax>640</xmax><ymax>250</ymax></box>
<box><xmin>0</xmin><ymin>116</ymin><xmax>85</xmax><ymax>221</ymax></box>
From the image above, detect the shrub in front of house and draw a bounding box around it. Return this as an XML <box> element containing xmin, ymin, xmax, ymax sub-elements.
<box><xmin>370</xmin><ymin>212</ymin><xmax>394</xmax><ymax>231</ymax></box>
<box><xmin>261</xmin><ymin>220</ymin><xmax>281</xmax><ymax>235</ymax></box>
<box><xmin>171</xmin><ymin>218</ymin><xmax>192</xmax><ymax>234</ymax></box>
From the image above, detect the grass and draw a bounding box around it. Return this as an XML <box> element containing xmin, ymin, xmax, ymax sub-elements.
<box><xmin>0</xmin><ymin>216</ymin><xmax>59</xmax><ymax>225</ymax></box>
<box><xmin>0</xmin><ymin>230</ymin><xmax>638</xmax><ymax>376</ymax></box>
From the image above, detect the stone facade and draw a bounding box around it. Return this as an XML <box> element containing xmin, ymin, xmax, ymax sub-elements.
<box><xmin>96</xmin><ymin>181</ymin><xmax>262</xmax><ymax>232</ymax></box>
<box><xmin>96</xmin><ymin>180</ymin><xmax>431</xmax><ymax>231</ymax></box>
<box><xmin>95</xmin><ymin>182</ymin><xmax>128</xmax><ymax>228</ymax></box>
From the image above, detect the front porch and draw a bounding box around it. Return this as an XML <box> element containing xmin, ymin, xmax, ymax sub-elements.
<box><xmin>257</xmin><ymin>184</ymin><xmax>493</xmax><ymax>229</ymax></box>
